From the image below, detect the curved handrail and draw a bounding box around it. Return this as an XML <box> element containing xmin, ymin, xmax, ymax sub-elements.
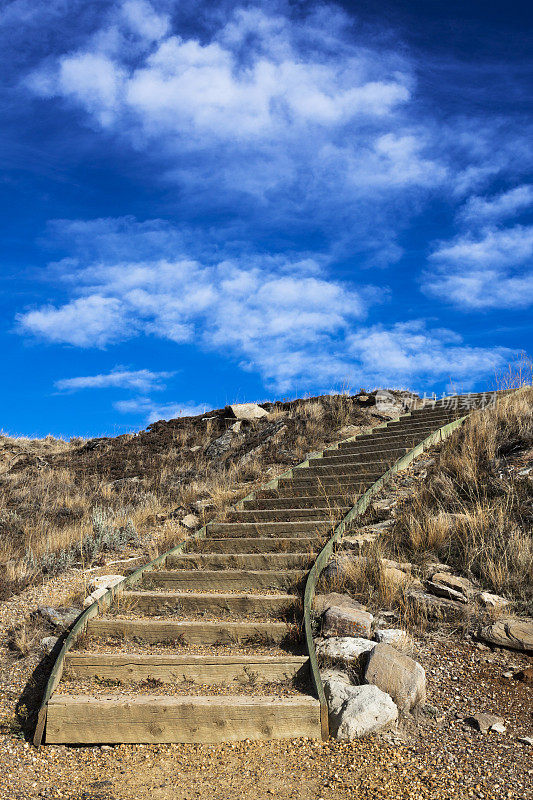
<box><xmin>303</xmin><ymin>415</ymin><xmax>469</xmax><ymax>739</ymax></box>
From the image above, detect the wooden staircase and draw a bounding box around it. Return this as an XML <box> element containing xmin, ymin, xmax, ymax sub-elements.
<box><xmin>43</xmin><ymin>394</ymin><xmax>493</xmax><ymax>744</ymax></box>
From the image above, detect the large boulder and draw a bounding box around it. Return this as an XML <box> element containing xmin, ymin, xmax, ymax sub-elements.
<box><xmin>322</xmin><ymin>605</ymin><xmax>373</xmax><ymax>639</ymax></box>
<box><xmin>364</xmin><ymin>643</ymin><xmax>426</xmax><ymax>712</ymax></box>
<box><xmin>228</xmin><ymin>403</ymin><xmax>269</xmax><ymax>420</ymax></box>
<box><xmin>324</xmin><ymin>676</ymin><xmax>398</xmax><ymax>739</ymax></box>
<box><xmin>316</xmin><ymin>636</ymin><xmax>375</xmax><ymax>667</ymax></box>
<box><xmin>478</xmin><ymin>618</ymin><xmax>533</xmax><ymax>653</ymax></box>
<box><xmin>407</xmin><ymin>588</ymin><xmax>466</xmax><ymax>621</ymax></box>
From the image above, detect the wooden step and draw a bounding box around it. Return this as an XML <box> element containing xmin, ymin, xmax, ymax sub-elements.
<box><xmin>207</xmin><ymin>520</ymin><xmax>333</xmax><ymax>537</ymax></box>
<box><xmin>64</xmin><ymin>653</ymin><xmax>309</xmax><ymax>685</ymax></box>
<box><xmin>147</xmin><ymin>569</ymin><xmax>307</xmax><ymax>591</ymax></box>
<box><xmin>86</xmin><ymin>618</ymin><xmax>291</xmax><ymax>645</ymax></box>
<box><xmin>244</xmin><ymin>495</ymin><xmax>354</xmax><ymax>509</ymax></box>
<box><xmin>46</xmin><ymin>694</ymin><xmax>322</xmax><ymax>744</ymax></box>
<box><xmin>227</xmin><ymin>507</ymin><xmax>346</xmax><ymax>522</ymax></box>
<box><xmin>120</xmin><ymin>590</ymin><xmax>298</xmax><ymax>615</ymax></box>
<box><xmin>316</xmin><ymin>455</ymin><xmax>395</xmax><ymax>468</ymax></box>
<box><xmin>185</xmin><ymin>537</ymin><xmax>320</xmax><ymax>553</ymax></box>
<box><xmin>166</xmin><ymin>552</ymin><xmax>315</xmax><ymax>571</ymax></box>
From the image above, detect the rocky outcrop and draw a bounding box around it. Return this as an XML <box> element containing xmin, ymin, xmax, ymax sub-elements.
<box><xmin>478</xmin><ymin>618</ymin><xmax>533</xmax><ymax>653</ymax></box>
<box><xmin>228</xmin><ymin>403</ymin><xmax>269</xmax><ymax>420</ymax></box>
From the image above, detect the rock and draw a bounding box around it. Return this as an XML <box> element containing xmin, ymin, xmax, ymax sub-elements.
<box><xmin>319</xmin><ymin>667</ymin><xmax>351</xmax><ymax>685</ymax></box>
<box><xmin>518</xmin><ymin>736</ymin><xmax>533</xmax><ymax>745</ymax></box>
<box><xmin>316</xmin><ymin>636</ymin><xmax>375</xmax><ymax>667</ymax></box>
<box><xmin>181</xmin><ymin>513</ymin><xmax>199</xmax><ymax>530</ymax></box>
<box><xmin>313</xmin><ymin>592</ymin><xmax>365</xmax><ymax>615</ymax></box>
<box><xmin>192</xmin><ymin>499</ymin><xmax>215</xmax><ymax>512</ymax></box>
<box><xmin>479</xmin><ymin>618</ymin><xmax>533</xmax><ymax>653</ymax></box>
<box><xmin>231</xmin><ymin>421</ymin><xmax>242</xmax><ymax>433</ymax></box>
<box><xmin>426</xmin><ymin>572</ymin><xmax>473</xmax><ymax>603</ymax></box>
<box><xmin>478</xmin><ymin>591</ymin><xmax>509</xmax><ymax>610</ymax></box>
<box><xmin>83</xmin><ymin>587</ymin><xmax>108</xmax><ymax>607</ymax></box>
<box><xmin>372</xmin><ymin>498</ymin><xmax>397</xmax><ymax>512</ymax></box>
<box><xmin>465</xmin><ymin>713</ymin><xmax>505</xmax><ymax>733</ymax></box>
<box><xmin>407</xmin><ymin>588</ymin><xmax>466</xmax><ymax>621</ymax></box>
<box><xmin>374</xmin><ymin>629</ymin><xmax>413</xmax><ymax>650</ymax></box>
<box><xmin>91</xmin><ymin>575</ymin><xmax>123</xmax><ymax>591</ymax></box>
<box><xmin>322</xmin><ymin>605</ymin><xmax>373</xmax><ymax>639</ymax></box>
<box><xmin>341</xmin><ymin>533</ymin><xmax>378</xmax><ymax>552</ymax></box>
<box><xmin>491</xmin><ymin>722</ymin><xmax>507</xmax><ymax>734</ymax></box>
<box><xmin>374</xmin><ymin>390</ymin><xmax>405</xmax><ymax>417</ymax></box>
<box><xmin>384</xmin><ymin>566</ymin><xmax>411</xmax><ymax>589</ymax></box>
<box><xmin>337</xmin><ymin>425</ymin><xmax>363</xmax><ymax>439</ymax></box>
<box><xmin>364</xmin><ymin>643</ymin><xmax>426</xmax><ymax>712</ymax></box>
<box><xmin>189</xmin><ymin>445</ymin><xmax>201</xmax><ymax>453</ymax></box>
<box><xmin>37</xmin><ymin>606</ymin><xmax>82</xmax><ymax>630</ymax></box>
<box><xmin>40</xmin><ymin>636</ymin><xmax>58</xmax><ymax>654</ymax></box>
<box><xmin>324</xmin><ymin>677</ymin><xmax>398</xmax><ymax>739</ymax></box>
<box><xmin>514</xmin><ymin>666</ymin><xmax>533</xmax><ymax>686</ymax></box>
<box><xmin>205</xmin><ymin>429</ymin><xmax>241</xmax><ymax>459</ymax></box>
<box><xmin>228</xmin><ymin>403</ymin><xmax>269</xmax><ymax>420</ymax></box>
<box><xmin>320</xmin><ymin>554</ymin><xmax>358</xmax><ymax>585</ymax></box>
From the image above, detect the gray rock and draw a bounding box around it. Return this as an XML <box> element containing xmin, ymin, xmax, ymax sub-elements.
<box><xmin>37</xmin><ymin>606</ymin><xmax>81</xmax><ymax>630</ymax></box>
<box><xmin>324</xmin><ymin>677</ymin><xmax>398</xmax><ymax>739</ymax></box>
<box><xmin>465</xmin><ymin>713</ymin><xmax>505</xmax><ymax>733</ymax></box>
<box><xmin>374</xmin><ymin>629</ymin><xmax>413</xmax><ymax>649</ymax></box>
<box><xmin>478</xmin><ymin>618</ymin><xmax>533</xmax><ymax>653</ymax></box>
<box><xmin>426</xmin><ymin>572</ymin><xmax>473</xmax><ymax>603</ymax></box>
<box><xmin>518</xmin><ymin>736</ymin><xmax>533</xmax><ymax>745</ymax></box>
<box><xmin>313</xmin><ymin>592</ymin><xmax>365</xmax><ymax>615</ymax></box>
<box><xmin>205</xmin><ymin>429</ymin><xmax>241</xmax><ymax>459</ymax></box>
<box><xmin>407</xmin><ymin>588</ymin><xmax>466</xmax><ymax>621</ymax></box>
<box><xmin>316</xmin><ymin>636</ymin><xmax>375</xmax><ymax>667</ymax></box>
<box><xmin>364</xmin><ymin>643</ymin><xmax>426</xmax><ymax>712</ymax></box>
<box><xmin>181</xmin><ymin>513</ymin><xmax>199</xmax><ymax>530</ymax></box>
<box><xmin>478</xmin><ymin>591</ymin><xmax>509</xmax><ymax>610</ymax></box>
<box><xmin>229</xmin><ymin>403</ymin><xmax>269</xmax><ymax>420</ymax></box>
<box><xmin>322</xmin><ymin>605</ymin><xmax>373</xmax><ymax>639</ymax></box>
<box><xmin>40</xmin><ymin>636</ymin><xmax>58</xmax><ymax>654</ymax></box>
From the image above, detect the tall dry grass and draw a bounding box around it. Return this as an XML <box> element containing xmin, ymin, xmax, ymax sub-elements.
<box><xmin>390</xmin><ymin>387</ymin><xmax>533</xmax><ymax>611</ymax></box>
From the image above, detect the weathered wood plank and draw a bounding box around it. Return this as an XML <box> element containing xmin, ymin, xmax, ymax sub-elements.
<box><xmin>165</xmin><ymin>553</ymin><xmax>314</xmax><ymax>571</ymax></box>
<box><xmin>46</xmin><ymin>695</ymin><xmax>322</xmax><ymax>744</ymax></box>
<box><xmin>119</xmin><ymin>590</ymin><xmax>297</xmax><ymax>615</ymax></box>
<box><xmin>64</xmin><ymin>653</ymin><xmax>309</xmax><ymax>684</ymax></box>
<box><xmin>86</xmin><ymin>618</ymin><xmax>291</xmax><ymax>644</ymax></box>
<box><xmin>146</xmin><ymin>569</ymin><xmax>306</xmax><ymax>591</ymax></box>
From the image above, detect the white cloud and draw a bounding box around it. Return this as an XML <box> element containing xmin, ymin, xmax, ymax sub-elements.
<box><xmin>425</xmin><ymin>225</ymin><xmax>533</xmax><ymax>309</ymax></box>
<box><xmin>121</xmin><ymin>0</ymin><xmax>169</xmax><ymax>42</ymax></box>
<box><xmin>347</xmin><ymin>321</ymin><xmax>510</xmax><ymax>387</ymax></box>
<box><xmin>17</xmin><ymin>294</ymin><xmax>129</xmax><ymax>346</ymax></box>
<box><xmin>17</xmin><ymin>216</ymin><xmax>511</xmax><ymax>392</ymax></box>
<box><xmin>114</xmin><ymin>396</ymin><xmax>210</xmax><ymax>423</ymax></box>
<box><xmin>55</xmin><ymin>367</ymin><xmax>174</xmax><ymax>392</ymax></box>
<box><xmin>458</xmin><ymin>185</ymin><xmax>533</xmax><ymax>224</ymax></box>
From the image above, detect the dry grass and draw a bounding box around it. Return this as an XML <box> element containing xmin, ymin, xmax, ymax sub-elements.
<box><xmin>0</xmin><ymin>392</ymin><xmax>398</xmax><ymax>600</ymax></box>
<box><xmin>389</xmin><ymin>388</ymin><xmax>533</xmax><ymax>612</ymax></box>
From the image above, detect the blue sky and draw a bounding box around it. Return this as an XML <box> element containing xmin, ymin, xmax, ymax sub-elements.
<box><xmin>1</xmin><ymin>0</ymin><xmax>532</xmax><ymax>437</ymax></box>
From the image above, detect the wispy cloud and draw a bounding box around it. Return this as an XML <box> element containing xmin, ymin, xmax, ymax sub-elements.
<box><xmin>114</xmin><ymin>396</ymin><xmax>210</xmax><ymax>423</ymax></box>
<box><xmin>457</xmin><ymin>185</ymin><xmax>533</xmax><ymax>225</ymax></box>
<box><xmin>55</xmin><ymin>367</ymin><xmax>174</xmax><ymax>392</ymax></box>
<box><xmin>424</xmin><ymin>225</ymin><xmax>533</xmax><ymax>310</ymax></box>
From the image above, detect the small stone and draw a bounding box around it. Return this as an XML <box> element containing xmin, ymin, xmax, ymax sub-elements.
<box><xmin>490</xmin><ymin>722</ymin><xmax>507</xmax><ymax>734</ymax></box>
<box><xmin>426</xmin><ymin>572</ymin><xmax>473</xmax><ymax>603</ymax></box>
<box><xmin>181</xmin><ymin>513</ymin><xmax>199</xmax><ymax>530</ymax></box>
<box><xmin>313</xmin><ymin>592</ymin><xmax>365</xmax><ymax>616</ymax></box>
<box><xmin>91</xmin><ymin>574</ymin><xmax>123</xmax><ymax>590</ymax></box>
<box><xmin>40</xmin><ymin>636</ymin><xmax>58</xmax><ymax>654</ymax></box>
<box><xmin>514</xmin><ymin>666</ymin><xmax>533</xmax><ymax>686</ymax></box>
<box><xmin>478</xmin><ymin>591</ymin><xmax>509</xmax><ymax>609</ymax></box>
<box><xmin>465</xmin><ymin>713</ymin><xmax>505</xmax><ymax>733</ymax></box>
<box><xmin>37</xmin><ymin>605</ymin><xmax>82</xmax><ymax>630</ymax></box>
<box><xmin>518</xmin><ymin>736</ymin><xmax>533</xmax><ymax>745</ymax></box>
